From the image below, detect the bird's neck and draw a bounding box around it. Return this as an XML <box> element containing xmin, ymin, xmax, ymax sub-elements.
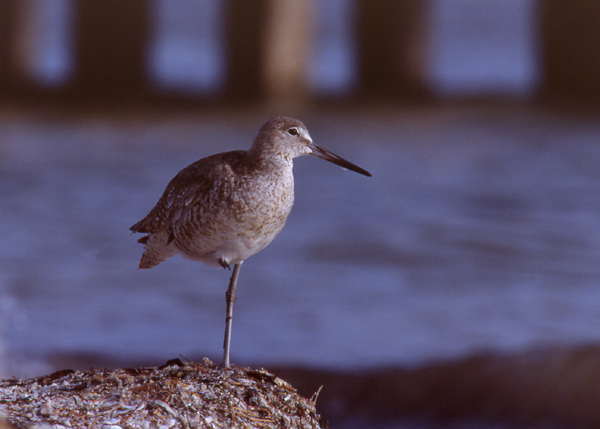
<box><xmin>248</xmin><ymin>147</ymin><xmax>293</xmax><ymax>176</ymax></box>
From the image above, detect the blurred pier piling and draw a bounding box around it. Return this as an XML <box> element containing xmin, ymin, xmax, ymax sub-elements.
<box><xmin>224</xmin><ymin>0</ymin><xmax>313</xmax><ymax>102</ymax></box>
<box><xmin>540</xmin><ymin>0</ymin><xmax>600</xmax><ymax>103</ymax></box>
<box><xmin>356</xmin><ymin>0</ymin><xmax>429</xmax><ymax>99</ymax></box>
<box><xmin>70</xmin><ymin>0</ymin><xmax>150</xmax><ymax>102</ymax></box>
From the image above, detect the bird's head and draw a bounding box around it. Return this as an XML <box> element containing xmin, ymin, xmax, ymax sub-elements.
<box><xmin>251</xmin><ymin>116</ymin><xmax>372</xmax><ymax>177</ymax></box>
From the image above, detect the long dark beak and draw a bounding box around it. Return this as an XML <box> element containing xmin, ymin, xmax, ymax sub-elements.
<box><xmin>310</xmin><ymin>144</ymin><xmax>372</xmax><ymax>177</ymax></box>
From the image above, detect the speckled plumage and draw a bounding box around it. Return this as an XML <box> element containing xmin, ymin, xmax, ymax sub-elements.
<box><xmin>130</xmin><ymin>116</ymin><xmax>371</xmax><ymax>367</ymax></box>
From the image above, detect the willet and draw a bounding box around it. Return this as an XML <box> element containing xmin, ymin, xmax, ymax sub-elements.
<box><xmin>131</xmin><ymin>116</ymin><xmax>371</xmax><ymax>368</ymax></box>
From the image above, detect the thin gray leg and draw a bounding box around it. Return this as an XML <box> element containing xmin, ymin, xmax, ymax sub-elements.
<box><xmin>222</xmin><ymin>262</ymin><xmax>242</xmax><ymax>368</ymax></box>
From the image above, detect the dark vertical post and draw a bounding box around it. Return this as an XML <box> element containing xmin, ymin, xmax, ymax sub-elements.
<box><xmin>355</xmin><ymin>0</ymin><xmax>430</xmax><ymax>100</ymax></box>
<box><xmin>0</xmin><ymin>0</ymin><xmax>18</xmax><ymax>97</ymax></box>
<box><xmin>540</xmin><ymin>0</ymin><xmax>600</xmax><ymax>103</ymax></box>
<box><xmin>223</xmin><ymin>0</ymin><xmax>270</xmax><ymax>101</ymax></box>
<box><xmin>71</xmin><ymin>0</ymin><xmax>150</xmax><ymax>102</ymax></box>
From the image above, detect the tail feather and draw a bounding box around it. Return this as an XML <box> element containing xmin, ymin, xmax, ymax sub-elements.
<box><xmin>136</xmin><ymin>232</ymin><xmax>176</xmax><ymax>269</ymax></box>
<box><xmin>130</xmin><ymin>217</ymin><xmax>149</xmax><ymax>233</ymax></box>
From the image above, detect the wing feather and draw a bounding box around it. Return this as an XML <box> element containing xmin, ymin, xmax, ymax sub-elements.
<box><xmin>130</xmin><ymin>151</ymin><xmax>248</xmax><ymax>238</ymax></box>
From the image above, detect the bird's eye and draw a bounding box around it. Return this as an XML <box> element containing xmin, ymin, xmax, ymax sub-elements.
<box><xmin>287</xmin><ymin>128</ymin><xmax>298</xmax><ymax>136</ymax></box>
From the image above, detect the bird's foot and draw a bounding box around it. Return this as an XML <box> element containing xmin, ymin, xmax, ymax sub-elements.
<box><xmin>219</xmin><ymin>258</ymin><xmax>231</xmax><ymax>270</ymax></box>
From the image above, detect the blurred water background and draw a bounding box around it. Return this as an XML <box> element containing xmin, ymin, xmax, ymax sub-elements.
<box><xmin>2</xmin><ymin>1</ymin><xmax>600</xmax><ymax>428</ymax></box>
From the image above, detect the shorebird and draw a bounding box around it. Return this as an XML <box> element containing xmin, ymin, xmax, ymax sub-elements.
<box><xmin>131</xmin><ymin>116</ymin><xmax>371</xmax><ymax>368</ymax></box>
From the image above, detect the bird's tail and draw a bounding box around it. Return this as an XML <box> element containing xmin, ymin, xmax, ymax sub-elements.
<box><xmin>137</xmin><ymin>232</ymin><xmax>176</xmax><ymax>269</ymax></box>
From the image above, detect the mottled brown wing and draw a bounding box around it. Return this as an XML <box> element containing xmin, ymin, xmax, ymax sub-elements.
<box><xmin>130</xmin><ymin>155</ymin><xmax>225</xmax><ymax>239</ymax></box>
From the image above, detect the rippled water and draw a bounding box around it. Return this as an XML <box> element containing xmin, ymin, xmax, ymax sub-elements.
<box><xmin>2</xmin><ymin>104</ymin><xmax>600</xmax><ymax>381</ymax></box>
